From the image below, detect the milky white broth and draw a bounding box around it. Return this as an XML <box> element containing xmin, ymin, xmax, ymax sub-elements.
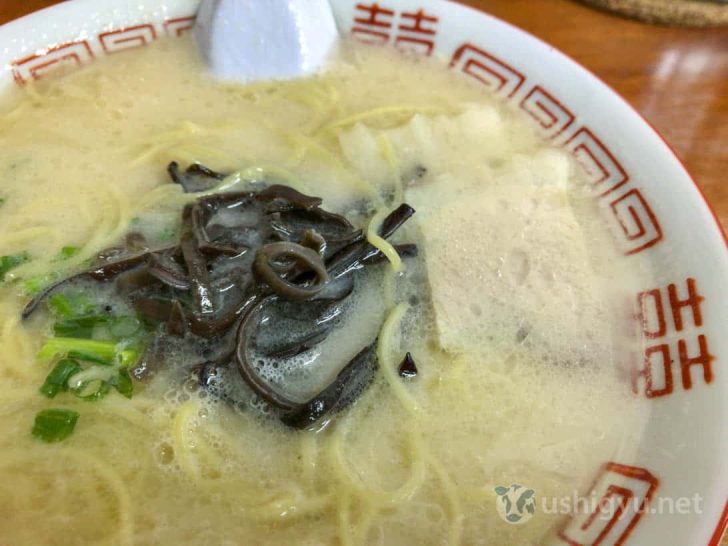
<box><xmin>0</xmin><ymin>36</ymin><xmax>649</xmax><ymax>546</ymax></box>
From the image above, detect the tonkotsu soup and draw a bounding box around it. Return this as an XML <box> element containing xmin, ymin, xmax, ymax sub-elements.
<box><xmin>0</xmin><ymin>36</ymin><xmax>650</xmax><ymax>546</ymax></box>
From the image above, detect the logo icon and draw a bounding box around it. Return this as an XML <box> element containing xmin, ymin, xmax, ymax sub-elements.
<box><xmin>494</xmin><ymin>484</ymin><xmax>536</xmax><ymax>524</ymax></box>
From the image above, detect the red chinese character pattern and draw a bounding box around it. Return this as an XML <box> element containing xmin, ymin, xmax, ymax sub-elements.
<box><xmin>351</xmin><ymin>2</ymin><xmax>394</xmax><ymax>44</ymax></box>
<box><xmin>351</xmin><ymin>3</ymin><xmax>438</xmax><ymax>54</ymax></box>
<box><xmin>556</xmin><ymin>463</ymin><xmax>659</xmax><ymax>546</ymax></box>
<box><xmin>634</xmin><ymin>278</ymin><xmax>714</xmax><ymax>398</ymax></box>
<box><xmin>396</xmin><ymin>9</ymin><xmax>438</xmax><ymax>55</ymax></box>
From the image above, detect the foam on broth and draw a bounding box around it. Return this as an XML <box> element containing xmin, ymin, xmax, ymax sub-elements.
<box><xmin>0</xmin><ymin>37</ymin><xmax>650</xmax><ymax>545</ymax></box>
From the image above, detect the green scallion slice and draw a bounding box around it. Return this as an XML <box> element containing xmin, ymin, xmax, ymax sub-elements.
<box><xmin>0</xmin><ymin>252</ymin><xmax>30</xmax><ymax>282</ymax></box>
<box><xmin>109</xmin><ymin>316</ymin><xmax>141</xmax><ymax>338</ymax></box>
<box><xmin>66</xmin><ymin>350</ymin><xmax>113</xmax><ymax>366</ymax></box>
<box><xmin>111</xmin><ymin>368</ymin><xmax>134</xmax><ymax>399</ymax></box>
<box><xmin>59</xmin><ymin>246</ymin><xmax>80</xmax><ymax>260</ymax></box>
<box><xmin>39</xmin><ymin>359</ymin><xmax>82</xmax><ymax>398</ymax></box>
<box><xmin>72</xmin><ymin>379</ymin><xmax>111</xmax><ymax>401</ymax></box>
<box><xmin>48</xmin><ymin>292</ymin><xmax>95</xmax><ymax>318</ymax></box>
<box><xmin>32</xmin><ymin>408</ymin><xmax>80</xmax><ymax>442</ymax></box>
<box><xmin>38</xmin><ymin>338</ymin><xmax>118</xmax><ymax>362</ymax></box>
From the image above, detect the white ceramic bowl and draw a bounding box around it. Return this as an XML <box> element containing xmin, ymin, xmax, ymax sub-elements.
<box><xmin>1</xmin><ymin>1</ymin><xmax>726</xmax><ymax>544</ymax></box>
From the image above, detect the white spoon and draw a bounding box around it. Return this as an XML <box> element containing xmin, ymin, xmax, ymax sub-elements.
<box><xmin>194</xmin><ymin>0</ymin><xmax>340</xmax><ymax>83</ymax></box>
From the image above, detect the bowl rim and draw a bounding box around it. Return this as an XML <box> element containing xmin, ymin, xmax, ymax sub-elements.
<box><xmin>0</xmin><ymin>0</ymin><xmax>726</xmax><ymax>543</ymax></box>
<box><xmin>441</xmin><ymin>0</ymin><xmax>727</xmax><ymax>246</ymax></box>
<box><xmin>451</xmin><ymin>6</ymin><xmax>727</xmax><ymax>543</ymax></box>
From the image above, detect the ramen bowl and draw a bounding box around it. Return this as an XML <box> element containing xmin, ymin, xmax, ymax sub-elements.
<box><xmin>1</xmin><ymin>0</ymin><xmax>726</xmax><ymax>544</ymax></box>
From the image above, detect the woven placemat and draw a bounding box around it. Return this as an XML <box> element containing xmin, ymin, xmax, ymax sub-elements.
<box><xmin>578</xmin><ymin>0</ymin><xmax>728</xmax><ymax>26</ymax></box>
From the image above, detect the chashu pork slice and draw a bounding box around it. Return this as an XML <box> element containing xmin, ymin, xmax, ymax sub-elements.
<box><xmin>413</xmin><ymin>180</ymin><xmax>615</xmax><ymax>366</ymax></box>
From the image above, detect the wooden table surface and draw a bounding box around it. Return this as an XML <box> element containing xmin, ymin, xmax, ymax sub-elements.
<box><xmin>1</xmin><ymin>0</ymin><xmax>726</xmax><ymax>236</ymax></box>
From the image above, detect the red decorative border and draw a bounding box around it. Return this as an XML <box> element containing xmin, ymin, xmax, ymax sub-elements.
<box><xmin>556</xmin><ymin>462</ymin><xmax>659</xmax><ymax>546</ymax></box>
<box><xmin>638</xmin><ymin>114</ymin><xmax>728</xmax><ymax>248</ymax></box>
<box><xmin>609</xmin><ymin>189</ymin><xmax>664</xmax><ymax>255</ymax></box>
<box><xmin>164</xmin><ymin>16</ymin><xmax>196</xmax><ymax>37</ymax></box>
<box><xmin>636</xmin><ymin>112</ymin><xmax>727</xmax><ymax>546</ymax></box>
<box><xmin>449</xmin><ymin>43</ymin><xmax>525</xmax><ymax>98</ymax></box>
<box><xmin>564</xmin><ymin>127</ymin><xmax>629</xmax><ymax>197</ymax></box>
<box><xmin>535</xmin><ymin>28</ymin><xmax>728</xmax><ymax>543</ymax></box>
<box><xmin>519</xmin><ymin>85</ymin><xmax>575</xmax><ymax>139</ymax></box>
<box><xmin>99</xmin><ymin>24</ymin><xmax>157</xmax><ymax>54</ymax></box>
<box><xmin>11</xmin><ymin>40</ymin><xmax>94</xmax><ymax>85</ymax></box>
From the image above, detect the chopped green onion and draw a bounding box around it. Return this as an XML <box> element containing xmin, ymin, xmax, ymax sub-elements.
<box><xmin>118</xmin><ymin>347</ymin><xmax>140</xmax><ymax>367</ymax></box>
<box><xmin>69</xmin><ymin>368</ymin><xmax>134</xmax><ymax>401</ymax></box>
<box><xmin>38</xmin><ymin>337</ymin><xmax>140</xmax><ymax>367</ymax></box>
<box><xmin>24</xmin><ymin>275</ymin><xmax>51</xmax><ymax>295</ymax></box>
<box><xmin>39</xmin><ymin>358</ymin><xmax>82</xmax><ymax>398</ymax></box>
<box><xmin>111</xmin><ymin>369</ymin><xmax>133</xmax><ymax>399</ymax></box>
<box><xmin>48</xmin><ymin>294</ymin><xmax>75</xmax><ymax>317</ymax></box>
<box><xmin>59</xmin><ymin>246</ymin><xmax>80</xmax><ymax>260</ymax></box>
<box><xmin>48</xmin><ymin>292</ymin><xmax>96</xmax><ymax>318</ymax></box>
<box><xmin>73</xmin><ymin>379</ymin><xmax>111</xmax><ymax>401</ymax></box>
<box><xmin>68</xmin><ymin>365</ymin><xmax>114</xmax><ymax>401</ymax></box>
<box><xmin>67</xmin><ymin>365</ymin><xmax>115</xmax><ymax>387</ymax></box>
<box><xmin>32</xmin><ymin>408</ymin><xmax>79</xmax><ymax>442</ymax></box>
<box><xmin>0</xmin><ymin>252</ymin><xmax>30</xmax><ymax>282</ymax></box>
<box><xmin>109</xmin><ymin>316</ymin><xmax>141</xmax><ymax>338</ymax></box>
<box><xmin>66</xmin><ymin>350</ymin><xmax>113</xmax><ymax>366</ymax></box>
<box><xmin>0</xmin><ymin>197</ymin><xmax>5</xmax><ymax>207</ymax></box>
<box><xmin>34</xmin><ymin>288</ymin><xmax>144</xmax><ymax>412</ymax></box>
<box><xmin>53</xmin><ymin>316</ymin><xmax>109</xmax><ymax>338</ymax></box>
<box><xmin>38</xmin><ymin>338</ymin><xmax>118</xmax><ymax>362</ymax></box>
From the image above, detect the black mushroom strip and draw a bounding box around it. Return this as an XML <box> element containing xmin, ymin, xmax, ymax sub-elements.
<box><xmin>168</xmin><ymin>161</ymin><xmax>226</xmax><ymax>193</ymax></box>
<box><xmin>22</xmin><ymin>162</ymin><xmax>418</xmax><ymax>429</ymax></box>
<box><xmin>234</xmin><ymin>295</ymin><xmax>303</xmax><ymax>412</ymax></box>
<box><xmin>180</xmin><ymin>203</ymin><xmax>216</xmax><ymax>316</ymax></box>
<box><xmin>280</xmin><ymin>342</ymin><xmax>379</xmax><ymax>429</ymax></box>
<box><xmin>253</xmin><ymin>242</ymin><xmax>329</xmax><ymax>301</ymax></box>
<box><xmin>21</xmin><ymin>239</ymin><xmax>168</xmax><ymax>320</ymax></box>
<box><xmin>398</xmin><ymin>352</ymin><xmax>418</xmax><ymax>379</ymax></box>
